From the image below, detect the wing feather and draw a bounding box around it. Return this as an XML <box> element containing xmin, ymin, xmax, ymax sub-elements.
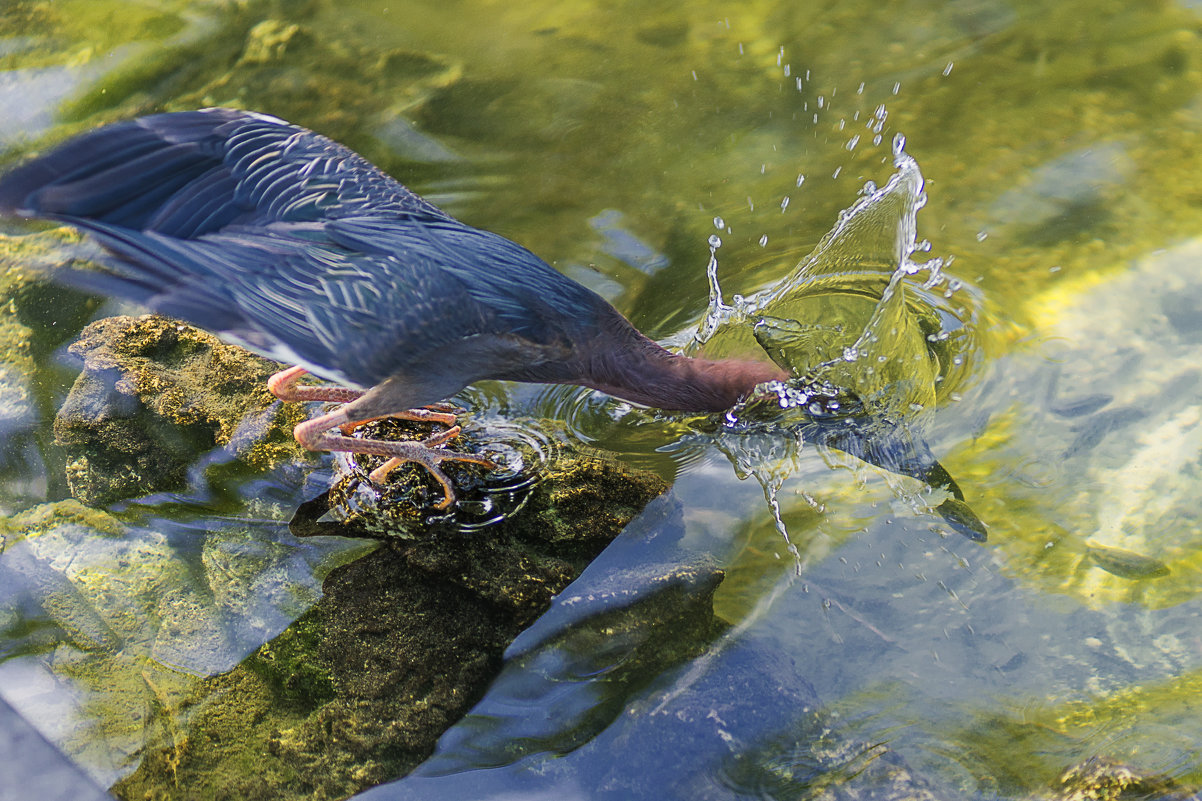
<box><xmin>0</xmin><ymin>108</ymin><xmax>612</xmax><ymax>390</ymax></box>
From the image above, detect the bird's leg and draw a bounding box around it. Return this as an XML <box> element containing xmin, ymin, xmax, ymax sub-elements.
<box><xmin>364</xmin><ymin>426</ymin><xmax>465</xmax><ymax>484</ymax></box>
<box><xmin>268</xmin><ymin>365</ymin><xmax>363</xmax><ymax>404</ymax></box>
<box><xmin>268</xmin><ymin>366</ymin><xmax>458</xmax><ymax>427</ymax></box>
<box><xmin>293</xmin><ymin>405</ymin><xmax>495</xmax><ymax>509</ymax></box>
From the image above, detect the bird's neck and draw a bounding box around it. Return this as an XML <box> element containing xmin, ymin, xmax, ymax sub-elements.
<box><xmin>582</xmin><ymin>328</ymin><xmax>788</xmax><ymax>413</ymax></box>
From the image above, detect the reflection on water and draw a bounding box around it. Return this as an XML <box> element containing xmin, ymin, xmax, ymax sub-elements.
<box><xmin>3</xmin><ymin>0</ymin><xmax>1202</xmax><ymax>798</ymax></box>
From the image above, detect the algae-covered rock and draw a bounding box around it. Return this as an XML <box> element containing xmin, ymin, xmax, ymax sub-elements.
<box><xmin>0</xmin><ymin>231</ymin><xmax>97</xmax><ymax>448</ymax></box>
<box><xmin>113</xmin><ymin>447</ymin><xmax>674</xmax><ymax>801</ymax></box>
<box><xmin>297</xmin><ymin>420</ymin><xmax>672</xmax><ymax>622</ymax></box>
<box><xmin>54</xmin><ymin>315</ymin><xmax>308</xmax><ymax>506</ymax></box>
<box><xmin>1041</xmin><ymin>756</ymin><xmax>1189</xmax><ymax>801</ymax></box>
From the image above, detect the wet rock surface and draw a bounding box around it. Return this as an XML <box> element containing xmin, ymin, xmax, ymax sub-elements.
<box><xmin>0</xmin><ymin>232</ymin><xmax>97</xmax><ymax>451</ymax></box>
<box><xmin>1038</xmin><ymin>756</ymin><xmax>1190</xmax><ymax>801</ymax></box>
<box><xmin>112</xmin><ymin>448</ymin><xmax>674</xmax><ymax>801</ymax></box>
<box><xmin>54</xmin><ymin>314</ymin><xmax>308</xmax><ymax>506</ymax></box>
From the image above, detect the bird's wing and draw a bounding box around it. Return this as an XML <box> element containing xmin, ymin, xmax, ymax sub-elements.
<box><xmin>0</xmin><ymin>109</ymin><xmax>602</xmax><ymax>388</ymax></box>
<box><xmin>0</xmin><ymin>108</ymin><xmax>450</xmax><ymax>237</ymax></box>
<box><xmin>324</xmin><ymin>214</ymin><xmax>610</xmax><ymax>343</ymax></box>
<box><xmin>57</xmin><ymin>217</ymin><xmax>499</xmax><ymax>389</ymax></box>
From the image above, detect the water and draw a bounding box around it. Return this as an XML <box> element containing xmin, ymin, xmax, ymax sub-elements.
<box><xmin>4</xmin><ymin>0</ymin><xmax>1202</xmax><ymax>798</ymax></box>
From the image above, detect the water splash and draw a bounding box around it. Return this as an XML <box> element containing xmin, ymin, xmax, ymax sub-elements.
<box><xmin>693</xmin><ymin>134</ymin><xmax>984</xmax><ymax>553</ymax></box>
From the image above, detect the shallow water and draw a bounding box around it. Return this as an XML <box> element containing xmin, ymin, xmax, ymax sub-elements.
<box><xmin>3</xmin><ymin>0</ymin><xmax>1202</xmax><ymax>798</ymax></box>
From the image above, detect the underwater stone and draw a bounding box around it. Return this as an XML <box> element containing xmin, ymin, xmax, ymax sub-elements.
<box><xmin>299</xmin><ymin>430</ymin><xmax>671</xmax><ymax>623</ymax></box>
<box><xmin>1039</xmin><ymin>756</ymin><xmax>1190</xmax><ymax>801</ymax></box>
<box><xmin>0</xmin><ymin>695</ymin><xmax>112</xmax><ymax>801</ymax></box>
<box><xmin>114</xmin><ymin>445</ymin><xmax>673</xmax><ymax>800</ymax></box>
<box><xmin>54</xmin><ymin>315</ymin><xmax>306</xmax><ymax>506</ymax></box>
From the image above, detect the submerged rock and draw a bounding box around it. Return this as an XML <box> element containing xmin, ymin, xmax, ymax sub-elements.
<box><xmin>113</xmin><ymin>446</ymin><xmax>674</xmax><ymax>801</ymax></box>
<box><xmin>54</xmin><ymin>314</ymin><xmax>308</xmax><ymax>506</ymax></box>
<box><xmin>0</xmin><ymin>232</ymin><xmax>97</xmax><ymax>448</ymax></box>
<box><xmin>1040</xmin><ymin>756</ymin><xmax>1190</xmax><ymax>801</ymax></box>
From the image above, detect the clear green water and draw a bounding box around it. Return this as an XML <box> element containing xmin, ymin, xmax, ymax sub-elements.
<box><xmin>3</xmin><ymin>0</ymin><xmax>1202</xmax><ymax>798</ymax></box>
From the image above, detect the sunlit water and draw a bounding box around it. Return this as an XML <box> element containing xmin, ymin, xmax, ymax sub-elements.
<box><xmin>3</xmin><ymin>0</ymin><xmax>1202</xmax><ymax>799</ymax></box>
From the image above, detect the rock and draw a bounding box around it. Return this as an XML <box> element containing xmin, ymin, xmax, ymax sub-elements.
<box><xmin>53</xmin><ymin>315</ymin><xmax>308</xmax><ymax>506</ymax></box>
<box><xmin>0</xmin><ymin>232</ymin><xmax>97</xmax><ymax>449</ymax></box>
<box><xmin>1041</xmin><ymin>756</ymin><xmax>1189</xmax><ymax>801</ymax></box>
<box><xmin>113</xmin><ymin>446</ymin><xmax>671</xmax><ymax>801</ymax></box>
<box><xmin>0</xmin><ymin>695</ymin><xmax>112</xmax><ymax>801</ymax></box>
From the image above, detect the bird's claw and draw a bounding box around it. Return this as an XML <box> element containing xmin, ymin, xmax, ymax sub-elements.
<box><xmin>363</xmin><ymin>424</ymin><xmax>499</xmax><ymax>509</ymax></box>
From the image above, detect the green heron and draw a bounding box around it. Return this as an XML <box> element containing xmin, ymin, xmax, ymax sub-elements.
<box><xmin>0</xmin><ymin>108</ymin><xmax>786</xmax><ymax>507</ymax></box>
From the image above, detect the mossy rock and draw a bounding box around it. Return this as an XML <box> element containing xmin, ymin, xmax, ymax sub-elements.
<box><xmin>114</xmin><ymin>443</ymin><xmax>679</xmax><ymax>801</ymax></box>
<box><xmin>54</xmin><ymin>315</ymin><xmax>308</xmax><ymax>506</ymax></box>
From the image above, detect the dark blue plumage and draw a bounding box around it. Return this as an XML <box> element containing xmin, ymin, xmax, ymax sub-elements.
<box><xmin>0</xmin><ymin>109</ymin><xmax>617</xmax><ymax>403</ymax></box>
<box><xmin>0</xmin><ymin>108</ymin><xmax>784</xmax><ymax>506</ymax></box>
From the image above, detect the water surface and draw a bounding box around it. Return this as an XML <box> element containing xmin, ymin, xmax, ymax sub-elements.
<box><xmin>3</xmin><ymin>0</ymin><xmax>1202</xmax><ymax>798</ymax></box>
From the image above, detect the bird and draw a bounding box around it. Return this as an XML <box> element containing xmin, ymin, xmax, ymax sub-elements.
<box><xmin>0</xmin><ymin>108</ymin><xmax>787</xmax><ymax>508</ymax></box>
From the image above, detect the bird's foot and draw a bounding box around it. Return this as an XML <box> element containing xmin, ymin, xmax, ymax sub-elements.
<box><xmin>365</xmin><ymin>426</ymin><xmax>499</xmax><ymax>509</ymax></box>
<box><xmin>270</xmin><ymin>367</ymin><xmax>461</xmax><ymax>429</ymax></box>
<box><xmin>293</xmin><ymin>397</ymin><xmax>496</xmax><ymax>510</ymax></box>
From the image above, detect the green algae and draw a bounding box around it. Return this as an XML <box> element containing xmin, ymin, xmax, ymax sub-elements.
<box><xmin>938</xmin><ymin>670</ymin><xmax>1202</xmax><ymax>799</ymax></box>
<box><xmin>3</xmin><ymin>0</ymin><xmax>1202</xmax><ymax>797</ymax></box>
<box><xmin>54</xmin><ymin>315</ymin><xmax>309</xmax><ymax>506</ymax></box>
<box><xmin>112</xmin><ymin>447</ymin><xmax>670</xmax><ymax>801</ymax></box>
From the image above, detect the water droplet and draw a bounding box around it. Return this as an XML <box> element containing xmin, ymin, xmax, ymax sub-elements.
<box><xmin>943</xmin><ymin>62</ymin><xmax>954</xmax><ymax>76</ymax></box>
<box><xmin>842</xmin><ymin>346</ymin><xmax>859</xmax><ymax>361</ymax></box>
<box><xmin>783</xmin><ymin>64</ymin><xmax>791</xmax><ymax>77</ymax></box>
<box><xmin>892</xmin><ymin>81</ymin><xmax>901</xmax><ymax>95</ymax></box>
<box><xmin>862</xmin><ymin>180</ymin><xmax>878</xmax><ymax>195</ymax></box>
<box><xmin>759</xmin><ymin>234</ymin><xmax>769</xmax><ymax>247</ymax></box>
<box><xmin>817</xmin><ymin>95</ymin><xmax>825</xmax><ymax>109</ymax></box>
<box><xmin>857</xmin><ymin>81</ymin><xmax>865</xmax><ymax>94</ymax></box>
<box><xmin>976</xmin><ymin>230</ymin><xmax>988</xmax><ymax>242</ymax></box>
<box><xmin>892</xmin><ymin>132</ymin><xmax>907</xmax><ymax>155</ymax></box>
<box><xmin>780</xmin><ymin>196</ymin><xmax>790</xmax><ymax>212</ymax></box>
<box><xmin>832</xmin><ymin>166</ymin><xmax>842</xmax><ymax>179</ymax></box>
<box><xmin>713</xmin><ymin>216</ymin><xmax>725</xmax><ymax>230</ymax></box>
<box><xmin>796</xmin><ymin>77</ymin><xmax>803</xmax><ymax>92</ymax></box>
<box><xmin>846</xmin><ymin>134</ymin><xmax>860</xmax><ymax>151</ymax></box>
<box><xmin>796</xmin><ymin>174</ymin><xmax>806</xmax><ymax>187</ymax></box>
<box><xmin>708</xmin><ymin>234</ymin><xmax>722</xmax><ymax>248</ymax></box>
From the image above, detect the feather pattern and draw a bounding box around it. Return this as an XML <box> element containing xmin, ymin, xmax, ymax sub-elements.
<box><xmin>0</xmin><ymin>108</ymin><xmax>611</xmax><ymax>393</ymax></box>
